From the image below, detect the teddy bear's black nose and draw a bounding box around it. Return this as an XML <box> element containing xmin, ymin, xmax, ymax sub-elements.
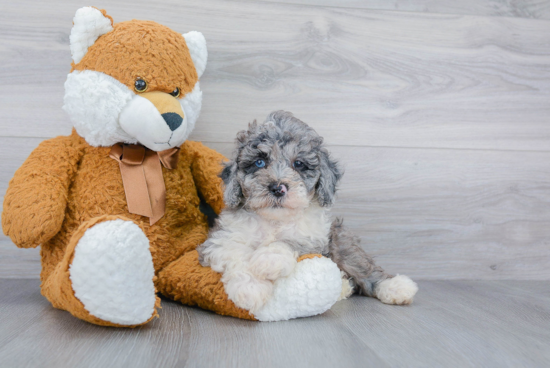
<box><xmin>162</xmin><ymin>113</ymin><xmax>183</xmax><ymax>131</ymax></box>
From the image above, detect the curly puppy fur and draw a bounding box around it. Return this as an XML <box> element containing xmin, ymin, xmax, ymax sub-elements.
<box><xmin>198</xmin><ymin>111</ymin><xmax>418</xmax><ymax>312</ymax></box>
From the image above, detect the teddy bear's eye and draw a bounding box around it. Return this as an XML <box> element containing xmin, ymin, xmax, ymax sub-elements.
<box><xmin>170</xmin><ymin>87</ymin><xmax>180</xmax><ymax>98</ymax></box>
<box><xmin>134</xmin><ymin>78</ymin><xmax>148</xmax><ymax>92</ymax></box>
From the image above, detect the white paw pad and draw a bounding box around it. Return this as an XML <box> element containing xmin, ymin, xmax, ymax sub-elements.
<box><xmin>70</xmin><ymin>219</ymin><xmax>156</xmax><ymax>325</ymax></box>
<box><xmin>376</xmin><ymin>274</ymin><xmax>418</xmax><ymax>305</ymax></box>
<box><xmin>253</xmin><ymin>257</ymin><xmax>342</xmax><ymax>322</ymax></box>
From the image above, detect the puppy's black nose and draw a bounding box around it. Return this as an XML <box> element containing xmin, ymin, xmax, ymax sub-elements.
<box><xmin>162</xmin><ymin>112</ymin><xmax>183</xmax><ymax>131</ymax></box>
<box><xmin>269</xmin><ymin>183</ymin><xmax>288</xmax><ymax>198</ymax></box>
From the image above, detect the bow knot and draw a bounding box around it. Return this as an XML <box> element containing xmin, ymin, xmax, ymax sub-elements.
<box><xmin>110</xmin><ymin>143</ymin><xmax>180</xmax><ymax>225</ymax></box>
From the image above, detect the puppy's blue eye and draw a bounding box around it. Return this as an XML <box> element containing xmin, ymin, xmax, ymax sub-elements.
<box><xmin>255</xmin><ymin>159</ymin><xmax>266</xmax><ymax>168</ymax></box>
<box><xmin>293</xmin><ymin>160</ymin><xmax>304</xmax><ymax>169</ymax></box>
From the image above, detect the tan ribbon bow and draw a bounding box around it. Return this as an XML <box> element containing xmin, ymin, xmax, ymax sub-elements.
<box><xmin>110</xmin><ymin>143</ymin><xmax>180</xmax><ymax>225</ymax></box>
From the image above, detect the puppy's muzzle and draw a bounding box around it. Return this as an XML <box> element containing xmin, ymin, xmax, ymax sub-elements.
<box><xmin>269</xmin><ymin>183</ymin><xmax>288</xmax><ymax>198</ymax></box>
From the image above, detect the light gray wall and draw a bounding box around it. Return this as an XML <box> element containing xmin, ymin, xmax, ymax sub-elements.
<box><xmin>1</xmin><ymin>0</ymin><xmax>549</xmax><ymax>279</ymax></box>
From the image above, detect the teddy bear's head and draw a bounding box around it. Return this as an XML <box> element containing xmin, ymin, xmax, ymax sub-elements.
<box><xmin>63</xmin><ymin>7</ymin><xmax>207</xmax><ymax>151</ymax></box>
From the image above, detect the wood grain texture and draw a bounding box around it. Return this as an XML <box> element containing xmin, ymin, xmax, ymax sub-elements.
<box><xmin>258</xmin><ymin>0</ymin><xmax>550</xmax><ymax>20</ymax></box>
<box><xmin>206</xmin><ymin>142</ymin><xmax>550</xmax><ymax>280</ymax></box>
<box><xmin>1</xmin><ymin>1</ymin><xmax>549</xmax><ymax>365</ymax></box>
<box><xmin>1</xmin><ymin>0</ymin><xmax>550</xmax><ymax>280</ymax></box>
<box><xmin>2</xmin><ymin>139</ymin><xmax>549</xmax><ymax>280</ymax></box>
<box><xmin>0</xmin><ymin>278</ymin><xmax>548</xmax><ymax>367</ymax></box>
<box><xmin>0</xmin><ymin>0</ymin><xmax>550</xmax><ymax>150</ymax></box>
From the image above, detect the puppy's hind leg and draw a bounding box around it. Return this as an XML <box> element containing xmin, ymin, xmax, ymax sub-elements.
<box><xmin>328</xmin><ymin>218</ymin><xmax>418</xmax><ymax>305</ymax></box>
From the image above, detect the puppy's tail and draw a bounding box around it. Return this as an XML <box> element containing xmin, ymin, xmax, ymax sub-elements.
<box><xmin>327</xmin><ymin>218</ymin><xmax>392</xmax><ymax>297</ymax></box>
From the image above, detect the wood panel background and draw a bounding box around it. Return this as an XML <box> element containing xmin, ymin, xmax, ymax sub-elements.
<box><xmin>0</xmin><ymin>0</ymin><xmax>549</xmax><ymax>279</ymax></box>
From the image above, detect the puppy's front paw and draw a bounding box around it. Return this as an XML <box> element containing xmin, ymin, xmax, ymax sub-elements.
<box><xmin>224</xmin><ymin>273</ymin><xmax>274</xmax><ymax>313</ymax></box>
<box><xmin>249</xmin><ymin>243</ymin><xmax>297</xmax><ymax>281</ymax></box>
<box><xmin>253</xmin><ymin>256</ymin><xmax>342</xmax><ymax>321</ymax></box>
<box><xmin>375</xmin><ymin>275</ymin><xmax>418</xmax><ymax>305</ymax></box>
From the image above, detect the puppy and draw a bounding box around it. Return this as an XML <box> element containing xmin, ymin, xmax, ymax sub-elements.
<box><xmin>198</xmin><ymin>111</ymin><xmax>418</xmax><ymax>313</ymax></box>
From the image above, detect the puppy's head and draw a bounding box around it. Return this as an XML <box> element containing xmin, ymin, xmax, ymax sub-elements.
<box><xmin>222</xmin><ymin>111</ymin><xmax>342</xmax><ymax>217</ymax></box>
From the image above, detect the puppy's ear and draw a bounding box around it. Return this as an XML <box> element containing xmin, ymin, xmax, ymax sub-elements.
<box><xmin>220</xmin><ymin>161</ymin><xmax>243</xmax><ymax>208</ymax></box>
<box><xmin>316</xmin><ymin>149</ymin><xmax>343</xmax><ymax>207</ymax></box>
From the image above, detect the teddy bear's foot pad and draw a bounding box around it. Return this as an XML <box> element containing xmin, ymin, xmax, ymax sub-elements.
<box><xmin>253</xmin><ymin>257</ymin><xmax>342</xmax><ymax>322</ymax></box>
<box><xmin>69</xmin><ymin>219</ymin><xmax>157</xmax><ymax>325</ymax></box>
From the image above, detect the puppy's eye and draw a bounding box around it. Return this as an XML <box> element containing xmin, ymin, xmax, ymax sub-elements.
<box><xmin>293</xmin><ymin>160</ymin><xmax>305</xmax><ymax>169</ymax></box>
<box><xmin>134</xmin><ymin>78</ymin><xmax>148</xmax><ymax>92</ymax></box>
<box><xmin>170</xmin><ymin>87</ymin><xmax>180</xmax><ymax>98</ymax></box>
<box><xmin>255</xmin><ymin>159</ymin><xmax>266</xmax><ymax>168</ymax></box>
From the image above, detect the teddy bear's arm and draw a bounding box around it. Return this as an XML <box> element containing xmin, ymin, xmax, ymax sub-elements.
<box><xmin>187</xmin><ymin>141</ymin><xmax>227</xmax><ymax>214</ymax></box>
<box><xmin>2</xmin><ymin>135</ymin><xmax>83</xmax><ymax>248</ymax></box>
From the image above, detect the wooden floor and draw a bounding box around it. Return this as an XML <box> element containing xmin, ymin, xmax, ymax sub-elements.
<box><xmin>0</xmin><ymin>279</ymin><xmax>548</xmax><ymax>368</ymax></box>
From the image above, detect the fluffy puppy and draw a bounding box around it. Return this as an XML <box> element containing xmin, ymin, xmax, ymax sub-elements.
<box><xmin>198</xmin><ymin>111</ymin><xmax>418</xmax><ymax>313</ymax></box>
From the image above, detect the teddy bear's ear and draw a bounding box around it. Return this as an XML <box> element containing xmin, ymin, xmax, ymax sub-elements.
<box><xmin>70</xmin><ymin>7</ymin><xmax>114</xmax><ymax>64</ymax></box>
<box><xmin>183</xmin><ymin>31</ymin><xmax>208</xmax><ymax>78</ymax></box>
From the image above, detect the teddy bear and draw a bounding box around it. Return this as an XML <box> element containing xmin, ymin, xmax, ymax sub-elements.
<box><xmin>1</xmin><ymin>7</ymin><xmax>344</xmax><ymax>327</ymax></box>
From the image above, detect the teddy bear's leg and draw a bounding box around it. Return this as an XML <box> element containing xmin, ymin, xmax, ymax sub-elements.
<box><xmin>157</xmin><ymin>252</ymin><xmax>343</xmax><ymax>322</ymax></box>
<box><xmin>157</xmin><ymin>250</ymin><xmax>256</xmax><ymax>320</ymax></box>
<box><xmin>41</xmin><ymin>215</ymin><xmax>160</xmax><ymax>327</ymax></box>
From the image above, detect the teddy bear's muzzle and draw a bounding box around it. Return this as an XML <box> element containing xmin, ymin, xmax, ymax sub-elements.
<box><xmin>139</xmin><ymin>90</ymin><xmax>185</xmax><ymax>123</ymax></box>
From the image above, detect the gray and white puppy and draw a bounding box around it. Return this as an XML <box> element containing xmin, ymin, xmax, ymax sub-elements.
<box><xmin>198</xmin><ymin>111</ymin><xmax>418</xmax><ymax>313</ymax></box>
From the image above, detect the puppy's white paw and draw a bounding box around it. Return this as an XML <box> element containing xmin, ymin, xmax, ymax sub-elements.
<box><xmin>375</xmin><ymin>274</ymin><xmax>418</xmax><ymax>305</ymax></box>
<box><xmin>70</xmin><ymin>219</ymin><xmax>157</xmax><ymax>325</ymax></box>
<box><xmin>224</xmin><ymin>273</ymin><xmax>274</xmax><ymax>313</ymax></box>
<box><xmin>338</xmin><ymin>272</ymin><xmax>354</xmax><ymax>301</ymax></box>
<box><xmin>249</xmin><ymin>243</ymin><xmax>297</xmax><ymax>281</ymax></box>
<box><xmin>254</xmin><ymin>257</ymin><xmax>342</xmax><ymax>321</ymax></box>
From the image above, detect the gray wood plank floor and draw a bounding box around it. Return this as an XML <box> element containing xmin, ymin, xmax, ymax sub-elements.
<box><xmin>0</xmin><ymin>279</ymin><xmax>548</xmax><ymax>368</ymax></box>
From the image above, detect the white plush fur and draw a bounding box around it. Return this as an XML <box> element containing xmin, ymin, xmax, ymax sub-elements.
<box><xmin>63</xmin><ymin>70</ymin><xmax>135</xmax><ymax>147</ymax></box>
<box><xmin>200</xmin><ymin>202</ymin><xmax>344</xmax><ymax>319</ymax></box>
<box><xmin>63</xmin><ymin>70</ymin><xmax>203</xmax><ymax>151</ymax></box>
<box><xmin>376</xmin><ymin>274</ymin><xmax>418</xmax><ymax>305</ymax></box>
<box><xmin>179</xmin><ymin>82</ymin><xmax>202</xmax><ymax>140</ymax></box>
<box><xmin>70</xmin><ymin>7</ymin><xmax>113</xmax><ymax>64</ymax></box>
<box><xmin>119</xmin><ymin>95</ymin><xmax>189</xmax><ymax>151</ymax></box>
<box><xmin>254</xmin><ymin>257</ymin><xmax>342</xmax><ymax>322</ymax></box>
<box><xmin>69</xmin><ymin>220</ymin><xmax>156</xmax><ymax>325</ymax></box>
<box><xmin>183</xmin><ymin>31</ymin><xmax>207</xmax><ymax>78</ymax></box>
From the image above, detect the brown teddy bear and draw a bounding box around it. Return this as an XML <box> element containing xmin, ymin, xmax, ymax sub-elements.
<box><xmin>2</xmin><ymin>7</ymin><xmax>344</xmax><ymax>327</ymax></box>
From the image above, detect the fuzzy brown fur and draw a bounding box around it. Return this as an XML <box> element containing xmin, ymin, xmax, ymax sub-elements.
<box><xmin>3</xmin><ymin>10</ymin><xmax>327</xmax><ymax>326</ymax></box>
<box><xmin>72</xmin><ymin>20</ymin><xmax>198</xmax><ymax>97</ymax></box>
<box><xmin>2</xmin><ymin>130</ymin><xmax>257</xmax><ymax>325</ymax></box>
